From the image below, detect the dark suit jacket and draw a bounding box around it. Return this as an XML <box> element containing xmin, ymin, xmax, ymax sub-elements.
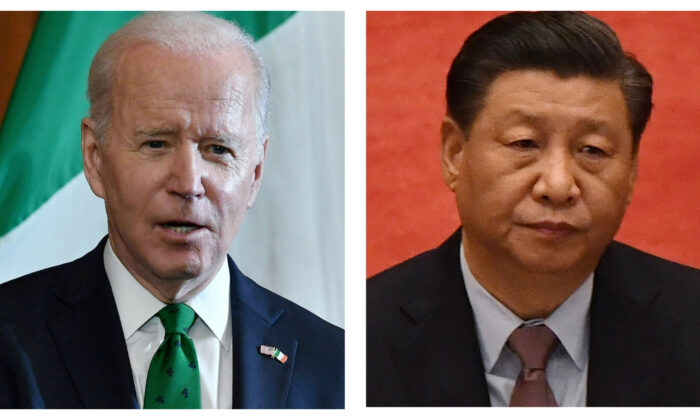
<box><xmin>367</xmin><ymin>230</ymin><xmax>700</xmax><ymax>406</ymax></box>
<box><xmin>0</xmin><ymin>237</ymin><xmax>344</xmax><ymax>409</ymax></box>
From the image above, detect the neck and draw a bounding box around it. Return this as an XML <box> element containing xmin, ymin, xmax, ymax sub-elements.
<box><xmin>462</xmin><ymin>238</ymin><xmax>592</xmax><ymax>320</ymax></box>
<box><xmin>108</xmin><ymin>237</ymin><xmax>221</xmax><ymax>304</ymax></box>
<box><xmin>133</xmin><ymin>273</ymin><xmax>216</xmax><ymax>304</ymax></box>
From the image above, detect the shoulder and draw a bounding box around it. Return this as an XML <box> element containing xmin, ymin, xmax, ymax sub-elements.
<box><xmin>598</xmin><ymin>240</ymin><xmax>700</xmax><ymax>313</ymax></box>
<box><xmin>367</xmin><ymin>230</ymin><xmax>462</xmax><ymax>319</ymax></box>
<box><xmin>366</xmin><ymin>230</ymin><xmax>466</xmax><ymax>366</ymax></box>
<box><xmin>262</xmin><ymin>284</ymin><xmax>345</xmax><ymax>408</ymax></box>
<box><xmin>229</xmin><ymin>257</ymin><xmax>343</xmax><ymax>361</ymax></box>
<box><xmin>230</xmin><ymin>261</ymin><xmax>343</xmax><ymax>408</ymax></box>
<box><xmin>594</xmin><ymin>241</ymin><xmax>700</xmax><ymax>405</ymax></box>
<box><xmin>0</xmin><ymin>322</ymin><xmax>45</xmax><ymax>408</ymax></box>
<box><xmin>368</xmin><ymin>244</ymin><xmax>443</xmax><ymax>296</ymax></box>
<box><xmin>0</xmin><ymin>243</ymin><xmax>103</xmax><ymax>324</ymax></box>
<box><xmin>242</xmin><ymin>275</ymin><xmax>344</xmax><ymax>371</ymax></box>
<box><xmin>599</xmin><ymin>241</ymin><xmax>700</xmax><ymax>292</ymax></box>
<box><xmin>248</xmin><ymin>274</ymin><xmax>343</xmax><ymax>343</ymax></box>
<box><xmin>602</xmin><ymin>241</ymin><xmax>700</xmax><ymax>277</ymax></box>
<box><xmin>231</xmin><ymin>261</ymin><xmax>343</xmax><ymax>344</ymax></box>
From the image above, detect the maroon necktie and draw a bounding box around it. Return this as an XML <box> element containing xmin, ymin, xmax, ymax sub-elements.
<box><xmin>508</xmin><ymin>324</ymin><xmax>559</xmax><ymax>407</ymax></box>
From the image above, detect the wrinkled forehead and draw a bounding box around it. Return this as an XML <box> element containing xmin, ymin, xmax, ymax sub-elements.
<box><xmin>112</xmin><ymin>43</ymin><xmax>256</xmax><ymax>108</ymax></box>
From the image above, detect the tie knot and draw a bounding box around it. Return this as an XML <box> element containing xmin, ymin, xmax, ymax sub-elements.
<box><xmin>508</xmin><ymin>324</ymin><xmax>558</xmax><ymax>370</ymax></box>
<box><xmin>156</xmin><ymin>303</ymin><xmax>195</xmax><ymax>335</ymax></box>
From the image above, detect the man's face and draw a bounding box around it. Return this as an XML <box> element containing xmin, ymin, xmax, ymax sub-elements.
<box><xmin>442</xmin><ymin>70</ymin><xmax>637</xmax><ymax>276</ymax></box>
<box><xmin>84</xmin><ymin>45</ymin><xmax>265</xmax><ymax>286</ymax></box>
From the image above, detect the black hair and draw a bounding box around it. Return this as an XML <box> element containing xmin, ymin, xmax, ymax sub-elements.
<box><xmin>446</xmin><ymin>11</ymin><xmax>652</xmax><ymax>151</ymax></box>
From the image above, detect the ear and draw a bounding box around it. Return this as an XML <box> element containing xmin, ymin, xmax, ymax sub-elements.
<box><xmin>247</xmin><ymin>138</ymin><xmax>268</xmax><ymax>208</ymax></box>
<box><xmin>81</xmin><ymin>118</ymin><xmax>106</xmax><ymax>199</ymax></box>
<box><xmin>440</xmin><ymin>116</ymin><xmax>467</xmax><ymax>191</ymax></box>
<box><xmin>625</xmin><ymin>156</ymin><xmax>639</xmax><ymax>205</ymax></box>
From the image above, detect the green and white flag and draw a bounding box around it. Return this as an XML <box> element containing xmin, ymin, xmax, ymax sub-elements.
<box><xmin>0</xmin><ymin>11</ymin><xmax>344</xmax><ymax>328</ymax></box>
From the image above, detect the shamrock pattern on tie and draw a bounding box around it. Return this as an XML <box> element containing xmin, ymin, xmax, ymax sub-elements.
<box><xmin>144</xmin><ymin>303</ymin><xmax>201</xmax><ymax>409</ymax></box>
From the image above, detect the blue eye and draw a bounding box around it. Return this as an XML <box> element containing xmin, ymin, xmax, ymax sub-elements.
<box><xmin>211</xmin><ymin>145</ymin><xmax>228</xmax><ymax>155</ymax></box>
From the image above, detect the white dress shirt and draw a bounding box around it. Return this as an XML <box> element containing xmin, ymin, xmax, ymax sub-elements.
<box><xmin>460</xmin><ymin>242</ymin><xmax>592</xmax><ymax>407</ymax></box>
<box><xmin>104</xmin><ymin>240</ymin><xmax>233</xmax><ymax>408</ymax></box>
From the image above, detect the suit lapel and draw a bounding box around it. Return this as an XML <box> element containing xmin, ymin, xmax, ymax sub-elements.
<box><xmin>587</xmin><ymin>242</ymin><xmax>677</xmax><ymax>406</ymax></box>
<box><xmin>390</xmin><ymin>231</ymin><xmax>490</xmax><ymax>406</ymax></box>
<box><xmin>229</xmin><ymin>258</ymin><xmax>296</xmax><ymax>408</ymax></box>
<box><xmin>48</xmin><ymin>237</ymin><xmax>138</xmax><ymax>408</ymax></box>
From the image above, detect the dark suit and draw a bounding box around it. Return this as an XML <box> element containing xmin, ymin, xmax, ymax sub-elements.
<box><xmin>0</xmin><ymin>237</ymin><xmax>344</xmax><ymax>409</ymax></box>
<box><xmin>367</xmin><ymin>230</ymin><xmax>700</xmax><ymax>406</ymax></box>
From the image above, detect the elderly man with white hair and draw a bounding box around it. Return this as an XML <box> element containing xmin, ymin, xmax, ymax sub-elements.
<box><xmin>0</xmin><ymin>12</ymin><xmax>343</xmax><ymax>409</ymax></box>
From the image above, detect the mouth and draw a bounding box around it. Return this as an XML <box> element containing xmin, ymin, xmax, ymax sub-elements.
<box><xmin>158</xmin><ymin>221</ymin><xmax>206</xmax><ymax>234</ymax></box>
<box><xmin>528</xmin><ymin>221</ymin><xmax>577</xmax><ymax>231</ymax></box>
<box><xmin>523</xmin><ymin>221</ymin><xmax>579</xmax><ymax>237</ymax></box>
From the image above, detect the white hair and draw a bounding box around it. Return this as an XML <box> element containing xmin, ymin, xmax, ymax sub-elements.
<box><xmin>87</xmin><ymin>12</ymin><xmax>270</xmax><ymax>151</ymax></box>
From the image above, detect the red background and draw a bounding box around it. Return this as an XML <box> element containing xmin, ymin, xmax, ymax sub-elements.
<box><xmin>367</xmin><ymin>11</ymin><xmax>700</xmax><ymax>277</ymax></box>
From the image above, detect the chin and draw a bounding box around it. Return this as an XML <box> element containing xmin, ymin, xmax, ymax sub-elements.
<box><xmin>153</xmin><ymin>267</ymin><xmax>203</xmax><ymax>282</ymax></box>
<box><xmin>513</xmin><ymin>249</ymin><xmax>589</xmax><ymax>275</ymax></box>
<box><xmin>143</xmin><ymin>241</ymin><xmax>228</xmax><ymax>280</ymax></box>
<box><xmin>149</xmin><ymin>255</ymin><xmax>207</xmax><ymax>281</ymax></box>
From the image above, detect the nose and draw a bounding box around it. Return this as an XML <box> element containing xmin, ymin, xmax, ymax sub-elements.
<box><xmin>532</xmin><ymin>148</ymin><xmax>580</xmax><ymax>206</ymax></box>
<box><xmin>167</xmin><ymin>144</ymin><xmax>205</xmax><ymax>199</ymax></box>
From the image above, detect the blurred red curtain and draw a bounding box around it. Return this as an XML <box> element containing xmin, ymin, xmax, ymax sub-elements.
<box><xmin>367</xmin><ymin>11</ymin><xmax>700</xmax><ymax>277</ymax></box>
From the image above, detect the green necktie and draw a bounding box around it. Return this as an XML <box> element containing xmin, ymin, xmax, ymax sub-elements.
<box><xmin>144</xmin><ymin>303</ymin><xmax>201</xmax><ymax>409</ymax></box>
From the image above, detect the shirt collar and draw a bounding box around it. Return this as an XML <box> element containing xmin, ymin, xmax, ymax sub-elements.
<box><xmin>104</xmin><ymin>238</ymin><xmax>230</xmax><ymax>350</ymax></box>
<box><xmin>460</xmin><ymin>241</ymin><xmax>592</xmax><ymax>372</ymax></box>
<box><xmin>544</xmin><ymin>273</ymin><xmax>591</xmax><ymax>371</ymax></box>
<box><xmin>186</xmin><ymin>256</ymin><xmax>230</xmax><ymax>350</ymax></box>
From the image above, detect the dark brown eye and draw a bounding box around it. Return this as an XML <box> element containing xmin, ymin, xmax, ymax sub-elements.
<box><xmin>510</xmin><ymin>139</ymin><xmax>538</xmax><ymax>149</ymax></box>
<box><xmin>581</xmin><ymin>145</ymin><xmax>607</xmax><ymax>156</ymax></box>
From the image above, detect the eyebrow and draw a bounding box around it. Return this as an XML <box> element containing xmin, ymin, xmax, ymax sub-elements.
<box><xmin>199</xmin><ymin>133</ymin><xmax>247</xmax><ymax>150</ymax></box>
<box><xmin>501</xmin><ymin>108</ymin><xmax>549</xmax><ymax>123</ymax></box>
<box><xmin>500</xmin><ymin>109</ymin><xmax>614</xmax><ymax>134</ymax></box>
<box><xmin>202</xmin><ymin>134</ymin><xmax>238</xmax><ymax>144</ymax></box>
<box><xmin>135</xmin><ymin>130</ymin><xmax>241</xmax><ymax>145</ymax></box>
<box><xmin>136</xmin><ymin>128</ymin><xmax>178</xmax><ymax>137</ymax></box>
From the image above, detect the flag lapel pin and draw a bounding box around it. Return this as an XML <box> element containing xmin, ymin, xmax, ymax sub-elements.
<box><xmin>259</xmin><ymin>344</ymin><xmax>288</xmax><ymax>364</ymax></box>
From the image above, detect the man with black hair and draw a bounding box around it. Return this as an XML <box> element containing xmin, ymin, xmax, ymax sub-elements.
<box><xmin>367</xmin><ymin>11</ymin><xmax>700</xmax><ymax>407</ymax></box>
